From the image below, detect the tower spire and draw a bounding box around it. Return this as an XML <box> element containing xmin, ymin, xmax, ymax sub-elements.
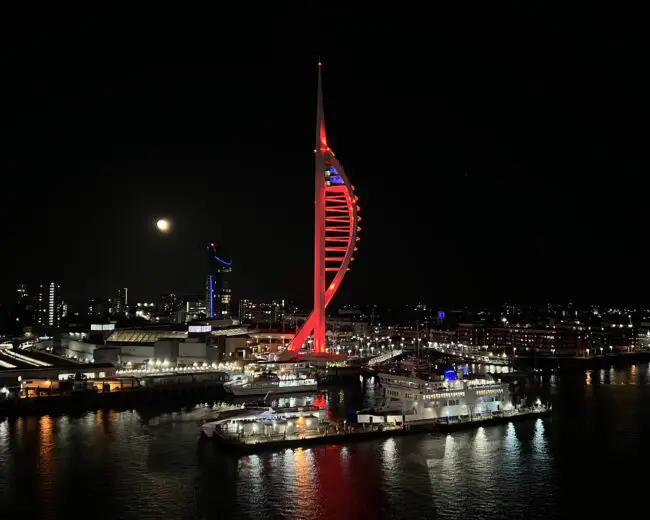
<box><xmin>316</xmin><ymin>59</ymin><xmax>328</xmax><ymax>151</ymax></box>
<box><xmin>282</xmin><ymin>61</ymin><xmax>360</xmax><ymax>360</ymax></box>
<box><xmin>313</xmin><ymin>57</ymin><xmax>327</xmax><ymax>354</ymax></box>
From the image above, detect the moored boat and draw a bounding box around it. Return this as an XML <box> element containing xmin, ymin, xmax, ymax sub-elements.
<box><xmin>223</xmin><ymin>373</ymin><xmax>318</xmax><ymax>396</ymax></box>
<box><xmin>359</xmin><ymin>370</ymin><xmax>513</xmax><ymax>424</ymax></box>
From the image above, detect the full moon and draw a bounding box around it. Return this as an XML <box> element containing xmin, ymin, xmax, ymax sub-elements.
<box><xmin>156</xmin><ymin>219</ymin><xmax>171</xmax><ymax>232</ymax></box>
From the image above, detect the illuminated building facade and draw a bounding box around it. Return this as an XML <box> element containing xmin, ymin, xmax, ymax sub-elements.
<box><xmin>285</xmin><ymin>63</ymin><xmax>361</xmax><ymax>356</ymax></box>
<box><xmin>205</xmin><ymin>242</ymin><xmax>232</xmax><ymax>319</ymax></box>
<box><xmin>638</xmin><ymin>323</ymin><xmax>650</xmax><ymax>351</ymax></box>
<box><xmin>113</xmin><ymin>287</ymin><xmax>128</xmax><ymax>315</ymax></box>
<box><xmin>185</xmin><ymin>295</ymin><xmax>208</xmax><ymax>322</ymax></box>
<box><xmin>36</xmin><ymin>282</ymin><xmax>63</xmax><ymax>327</ymax></box>
<box><xmin>238</xmin><ymin>299</ymin><xmax>284</xmax><ymax>324</ymax></box>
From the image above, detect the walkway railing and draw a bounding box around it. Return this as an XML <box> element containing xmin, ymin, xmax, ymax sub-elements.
<box><xmin>430</xmin><ymin>404</ymin><xmax>551</xmax><ymax>425</ymax></box>
<box><xmin>215</xmin><ymin>423</ymin><xmax>402</xmax><ymax>445</ymax></box>
<box><xmin>367</xmin><ymin>349</ymin><xmax>403</xmax><ymax>366</ymax></box>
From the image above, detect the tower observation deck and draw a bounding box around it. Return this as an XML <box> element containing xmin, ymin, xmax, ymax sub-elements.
<box><xmin>282</xmin><ymin>63</ymin><xmax>361</xmax><ymax>360</ymax></box>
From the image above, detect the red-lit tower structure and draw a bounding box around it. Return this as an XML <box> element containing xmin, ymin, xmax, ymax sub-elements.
<box><xmin>284</xmin><ymin>62</ymin><xmax>360</xmax><ymax>357</ymax></box>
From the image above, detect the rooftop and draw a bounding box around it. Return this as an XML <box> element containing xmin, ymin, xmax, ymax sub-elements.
<box><xmin>0</xmin><ymin>348</ymin><xmax>79</xmax><ymax>370</ymax></box>
<box><xmin>106</xmin><ymin>326</ymin><xmax>253</xmax><ymax>344</ymax></box>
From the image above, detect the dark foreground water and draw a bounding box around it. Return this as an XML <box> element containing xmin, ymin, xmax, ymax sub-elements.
<box><xmin>2</xmin><ymin>364</ymin><xmax>650</xmax><ymax>519</ymax></box>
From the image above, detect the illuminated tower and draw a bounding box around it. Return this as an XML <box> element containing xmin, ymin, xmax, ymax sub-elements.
<box><xmin>205</xmin><ymin>242</ymin><xmax>232</xmax><ymax>319</ymax></box>
<box><xmin>285</xmin><ymin>62</ymin><xmax>361</xmax><ymax>356</ymax></box>
<box><xmin>36</xmin><ymin>282</ymin><xmax>62</xmax><ymax>327</ymax></box>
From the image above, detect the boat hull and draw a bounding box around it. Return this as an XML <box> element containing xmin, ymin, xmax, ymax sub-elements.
<box><xmin>224</xmin><ymin>383</ymin><xmax>318</xmax><ymax>396</ymax></box>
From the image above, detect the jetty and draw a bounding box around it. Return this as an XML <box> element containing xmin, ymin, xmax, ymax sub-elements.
<box><xmin>201</xmin><ymin>405</ymin><xmax>552</xmax><ymax>453</ymax></box>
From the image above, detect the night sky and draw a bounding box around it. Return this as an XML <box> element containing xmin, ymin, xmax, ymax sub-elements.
<box><xmin>1</xmin><ymin>4</ymin><xmax>646</xmax><ymax>307</ymax></box>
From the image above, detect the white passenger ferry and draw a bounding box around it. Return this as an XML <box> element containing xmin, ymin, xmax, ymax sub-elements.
<box><xmin>364</xmin><ymin>371</ymin><xmax>512</xmax><ymax>423</ymax></box>
<box><xmin>223</xmin><ymin>373</ymin><xmax>318</xmax><ymax>396</ymax></box>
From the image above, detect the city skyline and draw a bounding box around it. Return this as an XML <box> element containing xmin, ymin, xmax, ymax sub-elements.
<box><xmin>1</xmin><ymin>4</ymin><xmax>646</xmax><ymax>307</ymax></box>
<box><xmin>1</xmin><ymin>6</ymin><xmax>648</xmax><ymax>520</ymax></box>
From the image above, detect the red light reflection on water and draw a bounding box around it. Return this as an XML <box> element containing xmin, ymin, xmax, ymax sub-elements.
<box><xmin>313</xmin><ymin>444</ymin><xmax>383</xmax><ymax>519</ymax></box>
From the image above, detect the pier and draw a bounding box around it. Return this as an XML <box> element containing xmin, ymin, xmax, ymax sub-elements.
<box><xmin>202</xmin><ymin>405</ymin><xmax>552</xmax><ymax>453</ymax></box>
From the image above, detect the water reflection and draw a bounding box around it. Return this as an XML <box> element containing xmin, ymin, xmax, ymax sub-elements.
<box><xmin>294</xmin><ymin>448</ymin><xmax>315</xmax><ymax>517</ymax></box>
<box><xmin>38</xmin><ymin>416</ymin><xmax>57</xmax><ymax>519</ymax></box>
<box><xmin>580</xmin><ymin>364</ymin><xmax>650</xmax><ymax>387</ymax></box>
<box><xmin>246</xmin><ymin>454</ymin><xmax>263</xmax><ymax>501</ymax></box>
<box><xmin>532</xmin><ymin>418</ymin><xmax>548</xmax><ymax>460</ymax></box>
<box><xmin>474</xmin><ymin>427</ymin><xmax>487</xmax><ymax>451</ymax></box>
<box><xmin>435</xmin><ymin>435</ymin><xmax>461</xmax><ymax>516</ymax></box>
<box><xmin>441</xmin><ymin>434</ymin><xmax>457</xmax><ymax>470</ymax></box>
<box><xmin>503</xmin><ymin>422</ymin><xmax>520</xmax><ymax>456</ymax></box>
<box><xmin>314</xmin><ymin>444</ymin><xmax>377</xmax><ymax>520</ymax></box>
<box><xmin>472</xmin><ymin>427</ymin><xmax>496</xmax><ymax>514</ymax></box>
<box><xmin>0</xmin><ymin>369</ymin><xmax>649</xmax><ymax>519</ymax></box>
<box><xmin>502</xmin><ymin>423</ymin><xmax>522</xmax><ymax>498</ymax></box>
<box><xmin>382</xmin><ymin>438</ymin><xmax>397</xmax><ymax>474</ymax></box>
<box><xmin>0</xmin><ymin>419</ymin><xmax>7</xmax><ymax>450</ymax></box>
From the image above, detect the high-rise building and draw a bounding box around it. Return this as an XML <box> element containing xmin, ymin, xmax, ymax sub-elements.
<box><xmin>113</xmin><ymin>288</ymin><xmax>128</xmax><ymax>315</ymax></box>
<box><xmin>205</xmin><ymin>242</ymin><xmax>232</xmax><ymax>319</ymax></box>
<box><xmin>36</xmin><ymin>282</ymin><xmax>62</xmax><ymax>327</ymax></box>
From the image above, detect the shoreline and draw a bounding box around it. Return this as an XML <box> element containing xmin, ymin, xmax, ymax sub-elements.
<box><xmin>0</xmin><ymin>369</ymin><xmax>365</xmax><ymax>418</ymax></box>
<box><xmin>0</xmin><ymin>383</ymin><xmax>230</xmax><ymax>419</ymax></box>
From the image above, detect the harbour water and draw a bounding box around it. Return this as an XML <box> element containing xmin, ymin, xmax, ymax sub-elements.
<box><xmin>2</xmin><ymin>364</ymin><xmax>650</xmax><ymax>519</ymax></box>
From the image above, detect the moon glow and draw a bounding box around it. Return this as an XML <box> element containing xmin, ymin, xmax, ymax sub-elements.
<box><xmin>156</xmin><ymin>219</ymin><xmax>171</xmax><ymax>232</ymax></box>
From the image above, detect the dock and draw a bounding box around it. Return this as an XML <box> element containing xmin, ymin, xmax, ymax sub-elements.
<box><xmin>206</xmin><ymin>425</ymin><xmax>412</xmax><ymax>453</ymax></box>
<box><xmin>0</xmin><ymin>377</ymin><xmax>229</xmax><ymax>418</ymax></box>
<box><xmin>202</xmin><ymin>405</ymin><xmax>552</xmax><ymax>453</ymax></box>
<box><xmin>433</xmin><ymin>406</ymin><xmax>551</xmax><ymax>433</ymax></box>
